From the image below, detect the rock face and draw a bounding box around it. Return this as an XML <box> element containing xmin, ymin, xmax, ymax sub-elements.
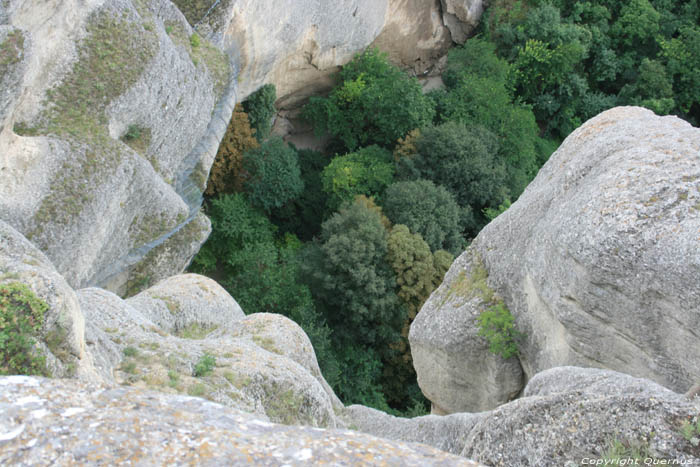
<box><xmin>440</xmin><ymin>0</ymin><xmax>485</xmax><ymax>44</ymax></box>
<box><xmin>1</xmin><ymin>220</ymin><xmax>344</xmax><ymax>428</ymax></box>
<box><xmin>0</xmin><ymin>221</ymin><xmax>97</xmax><ymax>380</ymax></box>
<box><xmin>342</xmin><ymin>367</ymin><xmax>700</xmax><ymax>465</ymax></box>
<box><xmin>410</xmin><ymin>107</ymin><xmax>700</xmax><ymax>414</ymax></box>
<box><xmin>80</xmin><ymin>280</ymin><xmax>342</xmax><ymax>427</ymax></box>
<box><xmin>0</xmin><ymin>0</ymin><xmax>232</xmax><ymax>294</ymax></box>
<box><xmin>342</xmin><ymin>404</ymin><xmax>486</xmax><ymax>455</ymax></box>
<box><xmin>462</xmin><ymin>367</ymin><xmax>700</xmax><ymax>465</ymax></box>
<box><xmin>0</xmin><ymin>376</ymin><xmax>482</xmax><ymax>466</ymax></box>
<box><xmin>192</xmin><ymin>0</ymin><xmax>467</xmax><ymax>108</ymax></box>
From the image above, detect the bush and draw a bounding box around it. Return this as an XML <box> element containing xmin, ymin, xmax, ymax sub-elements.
<box><xmin>321</xmin><ymin>145</ymin><xmax>394</xmax><ymax>211</ymax></box>
<box><xmin>0</xmin><ymin>282</ymin><xmax>48</xmax><ymax>376</ymax></box>
<box><xmin>243</xmin><ymin>84</ymin><xmax>277</xmax><ymax>142</ymax></box>
<box><xmin>382</xmin><ymin>180</ymin><xmax>464</xmax><ymax>255</ymax></box>
<box><xmin>193</xmin><ymin>353</ymin><xmax>216</xmax><ymax>377</ymax></box>
<box><xmin>476</xmin><ymin>303</ymin><xmax>522</xmax><ymax>359</ymax></box>
<box><xmin>303</xmin><ymin>48</ymin><xmax>435</xmax><ymax>152</ymax></box>
<box><xmin>242</xmin><ymin>137</ymin><xmax>303</xmax><ymax>212</ymax></box>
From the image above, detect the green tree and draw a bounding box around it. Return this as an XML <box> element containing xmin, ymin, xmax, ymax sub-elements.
<box><xmin>384</xmin><ymin>224</ymin><xmax>452</xmax><ymax>410</ymax></box>
<box><xmin>301</xmin><ymin>198</ymin><xmax>403</xmax><ymax>348</ymax></box>
<box><xmin>242</xmin><ymin>137</ymin><xmax>303</xmax><ymax>212</ymax></box>
<box><xmin>269</xmin><ymin>148</ymin><xmax>329</xmax><ymax>241</ymax></box>
<box><xmin>243</xmin><ymin>84</ymin><xmax>277</xmax><ymax>142</ymax></box>
<box><xmin>382</xmin><ymin>180</ymin><xmax>464</xmax><ymax>255</ymax></box>
<box><xmin>433</xmin><ymin>40</ymin><xmax>539</xmax><ymax>194</ymax></box>
<box><xmin>321</xmin><ymin>145</ymin><xmax>394</xmax><ymax>211</ymax></box>
<box><xmin>189</xmin><ymin>194</ymin><xmax>339</xmax><ymax>385</ymax></box>
<box><xmin>396</xmin><ymin>122</ymin><xmax>508</xmax><ymax>237</ymax></box>
<box><xmin>660</xmin><ymin>25</ymin><xmax>700</xmax><ymax>121</ymax></box>
<box><xmin>303</xmin><ymin>48</ymin><xmax>435</xmax><ymax>152</ymax></box>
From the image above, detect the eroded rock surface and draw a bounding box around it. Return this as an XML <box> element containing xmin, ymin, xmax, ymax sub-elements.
<box><xmin>0</xmin><ymin>376</ymin><xmax>482</xmax><ymax>466</ymax></box>
<box><xmin>341</xmin><ymin>367</ymin><xmax>700</xmax><ymax>466</ymax></box>
<box><xmin>0</xmin><ymin>221</ymin><xmax>96</xmax><ymax>380</ymax></box>
<box><xmin>192</xmin><ymin>0</ymin><xmax>467</xmax><ymax>107</ymax></box>
<box><xmin>410</xmin><ymin>107</ymin><xmax>700</xmax><ymax>414</ymax></box>
<box><xmin>462</xmin><ymin>367</ymin><xmax>700</xmax><ymax>466</ymax></box>
<box><xmin>80</xmin><ymin>278</ymin><xmax>341</xmax><ymax>428</ymax></box>
<box><xmin>440</xmin><ymin>0</ymin><xmax>485</xmax><ymax>44</ymax></box>
<box><xmin>0</xmin><ymin>0</ymin><xmax>232</xmax><ymax>293</ymax></box>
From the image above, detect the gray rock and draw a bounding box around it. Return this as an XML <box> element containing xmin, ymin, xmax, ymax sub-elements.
<box><xmin>440</xmin><ymin>0</ymin><xmax>485</xmax><ymax>43</ymax></box>
<box><xmin>80</xmin><ymin>277</ymin><xmax>340</xmax><ymax>427</ymax></box>
<box><xmin>409</xmin><ymin>248</ymin><xmax>524</xmax><ymax>413</ymax></box>
<box><xmin>342</xmin><ymin>404</ymin><xmax>486</xmax><ymax>455</ymax></box>
<box><xmin>411</xmin><ymin>107</ymin><xmax>700</xmax><ymax>413</ymax></box>
<box><xmin>462</xmin><ymin>367</ymin><xmax>700</xmax><ymax>466</ymax></box>
<box><xmin>0</xmin><ymin>220</ymin><xmax>97</xmax><ymax>381</ymax></box>
<box><xmin>126</xmin><ymin>273</ymin><xmax>243</xmax><ymax>333</ymax></box>
<box><xmin>0</xmin><ymin>376</ymin><xmax>483</xmax><ymax>466</ymax></box>
<box><xmin>0</xmin><ymin>0</ymin><xmax>233</xmax><ymax>293</ymax></box>
<box><xmin>198</xmin><ymin>0</ymin><xmax>471</xmax><ymax>108</ymax></box>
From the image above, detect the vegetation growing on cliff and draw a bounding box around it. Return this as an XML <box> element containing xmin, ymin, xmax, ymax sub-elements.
<box><xmin>0</xmin><ymin>282</ymin><xmax>48</xmax><ymax>376</ymax></box>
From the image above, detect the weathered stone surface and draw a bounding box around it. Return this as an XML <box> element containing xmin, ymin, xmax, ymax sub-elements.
<box><xmin>80</xmin><ymin>277</ymin><xmax>340</xmax><ymax>427</ymax></box>
<box><xmin>342</xmin><ymin>404</ymin><xmax>486</xmax><ymax>455</ymax></box>
<box><xmin>411</xmin><ymin>107</ymin><xmax>700</xmax><ymax>414</ymax></box>
<box><xmin>125</xmin><ymin>273</ymin><xmax>244</xmax><ymax>332</ymax></box>
<box><xmin>440</xmin><ymin>0</ymin><xmax>485</xmax><ymax>44</ymax></box>
<box><xmin>409</xmin><ymin>249</ymin><xmax>524</xmax><ymax>414</ymax></box>
<box><xmin>197</xmin><ymin>0</ymin><xmax>465</xmax><ymax>108</ymax></box>
<box><xmin>462</xmin><ymin>367</ymin><xmax>700</xmax><ymax>466</ymax></box>
<box><xmin>0</xmin><ymin>221</ymin><xmax>96</xmax><ymax>380</ymax></box>
<box><xmin>0</xmin><ymin>376</ymin><xmax>482</xmax><ymax>466</ymax></box>
<box><xmin>0</xmin><ymin>0</ymin><xmax>234</xmax><ymax>293</ymax></box>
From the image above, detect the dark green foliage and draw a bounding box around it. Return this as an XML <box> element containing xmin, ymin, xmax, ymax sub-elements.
<box><xmin>333</xmin><ymin>344</ymin><xmax>389</xmax><ymax>409</ymax></box>
<box><xmin>433</xmin><ymin>38</ymin><xmax>540</xmax><ymax>195</ymax></box>
<box><xmin>242</xmin><ymin>137</ymin><xmax>303</xmax><ymax>213</ymax></box>
<box><xmin>193</xmin><ymin>353</ymin><xmax>216</xmax><ymax>377</ymax></box>
<box><xmin>301</xmin><ymin>199</ymin><xmax>403</xmax><ymax>349</ymax></box>
<box><xmin>477</xmin><ymin>303</ymin><xmax>522</xmax><ymax>359</ymax></box>
<box><xmin>269</xmin><ymin>148</ymin><xmax>328</xmax><ymax>241</ymax></box>
<box><xmin>397</xmin><ymin>122</ymin><xmax>508</xmax><ymax>237</ymax></box>
<box><xmin>303</xmin><ymin>48</ymin><xmax>435</xmax><ymax>152</ymax></box>
<box><xmin>382</xmin><ymin>180</ymin><xmax>464</xmax><ymax>255</ymax></box>
<box><xmin>0</xmin><ymin>282</ymin><xmax>48</xmax><ymax>376</ymax></box>
<box><xmin>243</xmin><ymin>84</ymin><xmax>277</xmax><ymax>142</ymax></box>
<box><xmin>321</xmin><ymin>145</ymin><xmax>394</xmax><ymax>211</ymax></box>
<box><xmin>482</xmin><ymin>0</ymin><xmax>700</xmax><ymax>135</ymax></box>
<box><xmin>384</xmin><ymin>225</ymin><xmax>451</xmax><ymax>409</ymax></box>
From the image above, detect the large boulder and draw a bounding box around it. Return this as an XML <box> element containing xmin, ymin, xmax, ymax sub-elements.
<box><xmin>0</xmin><ymin>376</ymin><xmax>482</xmax><ymax>466</ymax></box>
<box><xmin>411</xmin><ymin>107</ymin><xmax>700</xmax><ymax>413</ymax></box>
<box><xmin>0</xmin><ymin>0</ymin><xmax>232</xmax><ymax>294</ymax></box>
<box><xmin>342</xmin><ymin>405</ymin><xmax>486</xmax><ymax>455</ymax></box>
<box><xmin>80</xmin><ymin>275</ymin><xmax>342</xmax><ymax>427</ymax></box>
<box><xmin>340</xmin><ymin>367</ymin><xmax>700</xmax><ymax>466</ymax></box>
<box><xmin>462</xmin><ymin>367</ymin><xmax>700</xmax><ymax>466</ymax></box>
<box><xmin>440</xmin><ymin>0</ymin><xmax>486</xmax><ymax>44</ymax></box>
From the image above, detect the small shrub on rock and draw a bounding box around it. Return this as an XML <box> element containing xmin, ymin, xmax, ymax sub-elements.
<box><xmin>0</xmin><ymin>282</ymin><xmax>48</xmax><ymax>376</ymax></box>
<box><xmin>193</xmin><ymin>353</ymin><xmax>216</xmax><ymax>377</ymax></box>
